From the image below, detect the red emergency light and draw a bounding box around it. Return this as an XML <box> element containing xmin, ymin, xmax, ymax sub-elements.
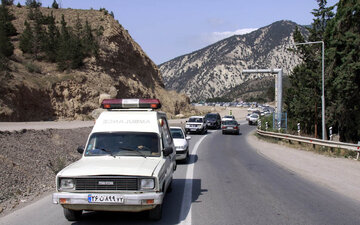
<box><xmin>101</xmin><ymin>99</ymin><xmax>161</xmax><ymax>109</ymax></box>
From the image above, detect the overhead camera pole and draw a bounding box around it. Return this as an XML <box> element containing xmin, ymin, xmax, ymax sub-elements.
<box><xmin>242</xmin><ymin>69</ymin><xmax>283</xmax><ymax>127</ymax></box>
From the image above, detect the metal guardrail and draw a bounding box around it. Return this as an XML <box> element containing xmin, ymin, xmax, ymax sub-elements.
<box><xmin>257</xmin><ymin>129</ymin><xmax>360</xmax><ymax>160</ymax></box>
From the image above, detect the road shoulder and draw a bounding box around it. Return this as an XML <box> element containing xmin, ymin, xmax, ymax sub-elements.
<box><xmin>247</xmin><ymin>131</ymin><xmax>360</xmax><ymax>203</ymax></box>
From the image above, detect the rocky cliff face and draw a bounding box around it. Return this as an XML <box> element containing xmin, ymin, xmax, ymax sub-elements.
<box><xmin>159</xmin><ymin>20</ymin><xmax>308</xmax><ymax>101</ymax></box>
<box><xmin>0</xmin><ymin>6</ymin><xmax>191</xmax><ymax>121</ymax></box>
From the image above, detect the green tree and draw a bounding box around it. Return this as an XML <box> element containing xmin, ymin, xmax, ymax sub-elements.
<box><xmin>285</xmin><ymin>26</ymin><xmax>323</xmax><ymax>136</ymax></box>
<box><xmin>0</xmin><ymin>1</ymin><xmax>17</xmax><ymax>36</ymax></box>
<box><xmin>43</xmin><ymin>12</ymin><xmax>59</xmax><ymax>61</ymax></box>
<box><xmin>51</xmin><ymin>0</ymin><xmax>58</xmax><ymax>9</ymax></box>
<box><xmin>19</xmin><ymin>20</ymin><xmax>33</xmax><ymax>53</ymax></box>
<box><xmin>1</xmin><ymin>0</ymin><xmax>14</xmax><ymax>6</ymax></box>
<box><xmin>25</xmin><ymin>0</ymin><xmax>41</xmax><ymax>8</ymax></box>
<box><xmin>56</xmin><ymin>14</ymin><xmax>84</xmax><ymax>70</ymax></box>
<box><xmin>285</xmin><ymin>1</ymin><xmax>335</xmax><ymax>138</ymax></box>
<box><xmin>82</xmin><ymin>20</ymin><xmax>98</xmax><ymax>56</ymax></box>
<box><xmin>0</xmin><ymin>0</ymin><xmax>15</xmax><ymax>69</ymax></box>
<box><xmin>325</xmin><ymin>0</ymin><xmax>360</xmax><ymax>142</ymax></box>
<box><xmin>309</xmin><ymin>0</ymin><xmax>335</xmax><ymax>41</ymax></box>
<box><xmin>0</xmin><ymin>24</ymin><xmax>14</xmax><ymax>58</ymax></box>
<box><xmin>56</xmin><ymin>14</ymin><xmax>71</xmax><ymax>70</ymax></box>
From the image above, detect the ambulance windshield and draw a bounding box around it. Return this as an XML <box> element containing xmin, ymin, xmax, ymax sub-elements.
<box><xmin>85</xmin><ymin>132</ymin><xmax>160</xmax><ymax>157</ymax></box>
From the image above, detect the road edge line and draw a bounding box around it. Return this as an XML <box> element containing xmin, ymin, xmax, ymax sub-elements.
<box><xmin>179</xmin><ymin>134</ymin><xmax>208</xmax><ymax>225</ymax></box>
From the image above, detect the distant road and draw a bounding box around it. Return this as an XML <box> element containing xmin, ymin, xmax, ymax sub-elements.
<box><xmin>0</xmin><ymin>118</ymin><xmax>247</xmax><ymax>132</ymax></box>
<box><xmin>0</xmin><ymin>106</ymin><xmax>250</xmax><ymax>132</ymax></box>
<box><xmin>0</xmin><ymin>119</ymin><xmax>190</xmax><ymax>132</ymax></box>
<box><xmin>0</xmin><ymin>121</ymin><xmax>95</xmax><ymax>131</ymax></box>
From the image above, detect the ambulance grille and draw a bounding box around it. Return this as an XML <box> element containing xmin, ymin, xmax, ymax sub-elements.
<box><xmin>75</xmin><ymin>177</ymin><xmax>139</xmax><ymax>191</ymax></box>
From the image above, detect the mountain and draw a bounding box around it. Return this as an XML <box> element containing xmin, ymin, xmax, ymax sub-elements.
<box><xmin>0</xmin><ymin>5</ymin><xmax>192</xmax><ymax>121</ymax></box>
<box><xmin>159</xmin><ymin>20</ymin><xmax>308</xmax><ymax>101</ymax></box>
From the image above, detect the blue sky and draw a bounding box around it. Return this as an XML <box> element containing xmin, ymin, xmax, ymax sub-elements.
<box><xmin>19</xmin><ymin>0</ymin><xmax>338</xmax><ymax>64</ymax></box>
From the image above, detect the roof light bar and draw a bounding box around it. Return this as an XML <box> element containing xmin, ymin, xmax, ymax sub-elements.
<box><xmin>101</xmin><ymin>99</ymin><xmax>161</xmax><ymax>109</ymax></box>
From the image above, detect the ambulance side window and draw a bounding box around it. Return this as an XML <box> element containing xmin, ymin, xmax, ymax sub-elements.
<box><xmin>161</xmin><ymin>117</ymin><xmax>173</xmax><ymax>148</ymax></box>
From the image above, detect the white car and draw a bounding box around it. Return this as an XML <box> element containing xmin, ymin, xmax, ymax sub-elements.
<box><xmin>248</xmin><ymin>113</ymin><xmax>259</xmax><ymax>125</ymax></box>
<box><xmin>185</xmin><ymin>116</ymin><xmax>207</xmax><ymax>134</ymax></box>
<box><xmin>52</xmin><ymin>99</ymin><xmax>176</xmax><ymax>221</ymax></box>
<box><xmin>170</xmin><ymin>127</ymin><xmax>191</xmax><ymax>162</ymax></box>
<box><xmin>222</xmin><ymin>115</ymin><xmax>235</xmax><ymax>121</ymax></box>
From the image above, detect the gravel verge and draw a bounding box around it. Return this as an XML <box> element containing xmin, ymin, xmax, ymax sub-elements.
<box><xmin>0</xmin><ymin>127</ymin><xmax>92</xmax><ymax>215</ymax></box>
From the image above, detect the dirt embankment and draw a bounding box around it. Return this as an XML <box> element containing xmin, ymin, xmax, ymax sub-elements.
<box><xmin>1</xmin><ymin>6</ymin><xmax>192</xmax><ymax>122</ymax></box>
<box><xmin>0</xmin><ymin>127</ymin><xmax>92</xmax><ymax>215</ymax></box>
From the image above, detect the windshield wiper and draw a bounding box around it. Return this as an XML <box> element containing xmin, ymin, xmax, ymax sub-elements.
<box><xmin>97</xmin><ymin>148</ymin><xmax>115</xmax><ymax>158</ymax></box>
<box><xmin>118</xmin><ymin>147</ymin><xmax>147</xmax><ymax>158</ymax></box>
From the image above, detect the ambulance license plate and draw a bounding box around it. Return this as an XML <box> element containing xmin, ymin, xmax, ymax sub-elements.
<box><xmin>88</xmin><ymin>194</ymin><xmax>124</xmax><ymax>203</ymax></box>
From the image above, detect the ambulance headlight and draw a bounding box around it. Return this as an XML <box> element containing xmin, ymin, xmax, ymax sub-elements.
<box><xmin>59</xmin><ymin>178</ymin><xmax>75</xmax><ymax>190</ymax></box>
<box><xmin>141</xmin><ymin>178</ymin><xmax>155</xmax><ymax>190</ymax></box>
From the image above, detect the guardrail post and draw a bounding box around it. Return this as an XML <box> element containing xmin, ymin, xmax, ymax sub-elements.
<box><xmin>265</xmin><ymin>122</ymin><xmax>268</xmax><ymax>131</ymax></box>
<box><xmin>278</xmin><ymin>121</ymin><xmax>281</xmax><ymax>132</ymax></box>
<box><xmin>297</xmin><ymin>123</ymin><xmax>301</xmax><ymax>136</ymax></box>
<box><xmin>329</xmin><ymin>127</ymin><xmax>333</xmax><ymax>141</ymax></box>
<box><xmin>258</xmin><ymin>119</ymin><xmax>261</xmax><ymax>129</ymax></box>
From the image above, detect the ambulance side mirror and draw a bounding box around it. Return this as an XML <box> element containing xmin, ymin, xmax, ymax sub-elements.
<box><xmin>163</xmin><ymin>147</ymin><xmax>173</xmax><ymax>156</ymax></box>
<box><xmin>77</xmin><ymin>146</ymin><xmax>84</xmax><ymax>154</ymax></box>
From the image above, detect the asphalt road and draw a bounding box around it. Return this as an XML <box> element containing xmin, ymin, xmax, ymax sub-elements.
<box><xmin>1</xmin><ymin>122</ymin><xmax>360</xmax><ymax>225</ymax></box>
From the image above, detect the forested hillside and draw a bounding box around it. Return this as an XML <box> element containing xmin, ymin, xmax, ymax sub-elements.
<box><xmin>285</xmin><ymin>0</ymin><xmax>359</xmax><ymax>143</ymax></box>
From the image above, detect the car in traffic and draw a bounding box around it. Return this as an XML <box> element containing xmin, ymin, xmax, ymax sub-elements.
<box><xmin>170</xmin><ymin>127</ymin><xmax>191</xmax><ymax>162</ymax></box>
<box><xmin>222</xmin><ymin>115</ymin><xmax>235</xmax><ymax>121</ymax></box>
<box><xmin>205</xmin><ymin>113</ymin><xmax>221</xmax><ymax>129</ymax></box>
<box><xmin>248</xmin><ymin>113</ymin><xmax>259</xmax><ymax>125</ymax></box>
<box><xmin>185</xmin><ymin>116</ymin><xmax>207</xmax><ymax>134</ymax></box>
<box><xmin>246</xmin><ymin>113</ymin><xmax>251</xmax><ymax>121</ymax></box>
<box><xmin>52</xmin><ymin>99</ymin><xmax>176</xmax><ymax>221</ymax></box>
<box><xmin>222</xmin><ymin>120</ymin><xmax>240</xmax><ymax>135</ymax></box>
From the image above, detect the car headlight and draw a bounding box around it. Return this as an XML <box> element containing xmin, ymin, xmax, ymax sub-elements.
<box><xmin>59</xmin><ymin>178</ymin><xmax>75</xmax><ymax>190</ymax></box>
<box><xmin>176</xmin><ymin>145</ymin><xmax>187</xmax><ymax>150</ymax></box>
<box><xmin>141</xmin><ymin>178</ymin><xmax>155</xmax><ymax>190</ymax></box>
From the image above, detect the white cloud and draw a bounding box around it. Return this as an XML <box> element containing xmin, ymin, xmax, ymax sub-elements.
<box><xmin>205</xmin><ymin>28</ymin><xmax>258</xmax><ymax>44</ymax></box>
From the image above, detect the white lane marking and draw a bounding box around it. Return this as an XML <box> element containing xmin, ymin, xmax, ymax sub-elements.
<box><xmin>179</xmin><ymin>134</ymin><xmax>208</xmax><ymax>225</ymax></box>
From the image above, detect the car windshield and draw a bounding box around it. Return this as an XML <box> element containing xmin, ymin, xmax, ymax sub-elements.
<box><xmin>170</xmin><ymin>129</ymin><xmax>184</xmax><ymax>139</ymax></box>
<box><xmin>251</xmin><ymin>114</ymin><xmax>259</xmax><ymax>118</ymax></box>
<box><xmin>206</xmin><ymin>114</ymin><xmax>217</xmax><ymax>119</ymax></box>
<box><xmin>189</xmin><ymin>117</ymin><xmax>203</xmax><ymax>122</ymax></box>
<box><xmin>223</xmin><ymin>120</ymin><xmax>238</xmax><ymax>125</ymax></box>
<box><xmin>85</xmin><ymin>132</ymin><xmax>160</xmax><ymax>157</ymax></box>
<box><xmin>224</xmin><ymin>116</ymin><xmax>234</xmax><ymax>119</ymax></box>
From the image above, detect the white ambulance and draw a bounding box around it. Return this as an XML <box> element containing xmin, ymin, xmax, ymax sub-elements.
<box><xmin>52</xmin><ymin>99</ymin><xmax>176</xmax><ymax>221</ymax></box>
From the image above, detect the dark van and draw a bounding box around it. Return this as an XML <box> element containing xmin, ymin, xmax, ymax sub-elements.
<box><xmin>205</xmin><ymin>113</ymin><xmax>221</xmax><ymax>129</ymax></box>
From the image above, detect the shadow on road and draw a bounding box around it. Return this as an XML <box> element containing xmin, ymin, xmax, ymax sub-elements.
<box><xmin>177</xmin><ymin>154</ymin><xmax>198</xmax><ymax>165</ymax></box>
<box><xmin>71</xmin><ymin>179</ymin><xmax>206</xmax><ymax>225</ymax></box>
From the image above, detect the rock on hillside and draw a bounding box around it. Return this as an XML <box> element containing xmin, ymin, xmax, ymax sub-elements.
<box><xmin>159</xmin><ymin>20</ymin><xmax>308</xmax><ymax>101</ymax></box>
<box><xmin>0</xmin><ymin>6</ymin><xmax>192</xmax><ymax>121</ymax></box>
